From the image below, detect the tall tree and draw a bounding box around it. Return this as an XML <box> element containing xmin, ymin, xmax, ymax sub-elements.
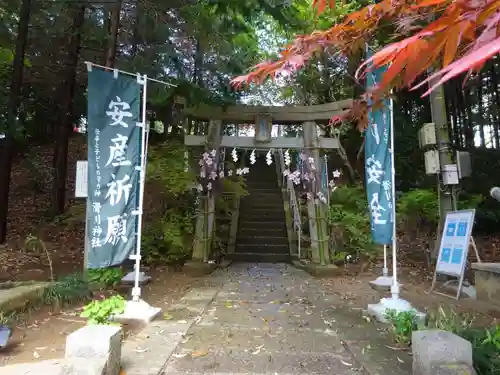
<box><xmin>51</xmin><ymin>4</ymin><xmax>86</xmax><ymax>214</ymax></box>
<box><xmin>0</xmin><ymin>0</ymin><xmax>32</xmax><ymax>243</ymax></box>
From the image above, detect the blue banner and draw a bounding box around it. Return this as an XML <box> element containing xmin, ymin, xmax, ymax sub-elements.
<box><xmin>365</xmin><ymin>50</ymin><xmax>394</xmax><ymax>245</ymax></box>
<box><xmin>87</xmin><ymin>68</ymin><xmax>142</xmax><ymax>268</ymax></box>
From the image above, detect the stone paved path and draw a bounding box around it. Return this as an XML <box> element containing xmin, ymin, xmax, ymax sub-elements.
<box><xmin>122</xmin><ymin>263</ymin><xmax>412</xmax><ymax>375</ymax></box>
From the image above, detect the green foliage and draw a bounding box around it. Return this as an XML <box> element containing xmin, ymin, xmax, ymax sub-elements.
<box><xmin>385</xmin><ymin>306</ymin><xmax>500</xmax><ymax>375</ymax></box>
<box><xmin>216</xmin><ymin>175</ymin><xmax>248</xmax><ymax>216</ymax></box>
<box><xmin>0</xmin><ymin>311</ymin><xmax>15</xmax><ymax>325</ymax></box>
<box><xmin>43</xmin><ymin>273</ymin><xmax>91</xmax><ymax>307</ymax></box>
<box><xmin>147</xmin><ymin>142</ymin><xmax>196</xmax><ymax>196</ymax></box>
<box><xmin>460</xmin><ymin>327</ymin><xmax>500</xmax><ymax>375</ymax></box>
<box><xmin>384</xmin><ymin>309</ymin><xmax>418</xmax><ymax>345</ymax></box>
<box><xmin>327</xmin><ymin>185</ymin><xmax>378</xmax><ymax>261</ymax></box>
<box><xmin>87</xmin><ymin>268</ymin><xmax>124</xmax><ymax>288</ymax></box>
<box><xmin>24</xmin><ymin>234</ymin><xmax>54</xmax><ymax>282</ymax></box>
<box><xmin>397</xmin><ymin>189</ymin><xmax>439</xmax><ymax>230</ymax></box>
<box><xmin>426</xmin><ymin>306</ymin><xmax>474</xmax><ymax>333</ymax></box>
<box><xmin>80</xmin><ymin>295</ymin><xmax>125</xmax><ymax>325</ymax></box>
<box><xmin>143</xmin><ymin>141</ymin><xmax>197</xmax><ymax>265</ymax></box>
<box><xmin>142</xmin><ymin>207</ymin><xmax>195</xmax><ymax>265</ymax></box>
<box><xmin>397</xmin><ymin>188</ymin><xmax>484</xmax><ymax>232</ymax></box>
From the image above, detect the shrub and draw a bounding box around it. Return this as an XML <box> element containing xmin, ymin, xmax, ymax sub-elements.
<box><xmin>327</xmin><ymin>185</ymin><xmax>379</xmax><ymax>262</ymax></box>
<box><xmin>142</xmin><ymin>207</ymin><xmax>194</xmax><ymax>265</ymax></box>
<box><xmin>43</xmin><ymin>273</ymin><xmax>91</xmax><ymax>308</ymax></box>
<box><xmin>397</xmin><ymin>188</ymin><xmax>484</xmax><ymax>235</ymax></box>
<box><xmin>80</xmin><ymin>295</ymin><xmax>125</xmax><ymax>325</ymax></box>
<box><xmin>142</xmin><ymin>142</ymin><xmax>197</xmax><ymax>266</ymax></box>
<box><xmin>87</xmin><ymin>268</ymin><xmax>124</xmax><ymax>288</ymax></box>
<box><xmin>385</xmin><ymin>306</ymin><xmax>500</xmax><ymax>375</ymax></box>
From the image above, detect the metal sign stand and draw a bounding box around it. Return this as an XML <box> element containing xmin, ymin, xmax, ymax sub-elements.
<box><xmin>428</xmin><ymin>209</ymin><xmax>479</xmax><ymax>300</ymax></box>
<box><xmin>81</xmin><ymin>62</ymin><xmax>173</xmax><ymax>323</ymax></box>
<box><xmin>114</xmin><ymin>73</ymin><xmax>161</xmax><ymax>324</ymax></box>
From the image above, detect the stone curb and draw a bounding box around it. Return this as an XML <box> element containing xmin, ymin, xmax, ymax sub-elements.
<box><xmin>291</xmin><ymin>260</ymin><xmax>343</xmax><ymax>278</ymax></box>
<box><xmin>183</xmin><ymin>259</ymin><xmax>232</xmax><ymax>277</ymax></box>
<box><xmin>120</xmin><ymin>285</ymin><xmax>222</xmax><ymax>375</ymax></box>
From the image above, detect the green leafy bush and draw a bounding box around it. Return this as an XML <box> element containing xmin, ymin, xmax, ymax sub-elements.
<box><xmin>397</xmin><ymin>188</ymin><xmax>439</xmax><ymax>233</ymax></box>
<box><xmin>397</xmin><ymin>188</ymin><xmax>484</xmax><ymax>234</ymax></box>
<box><xmin>385</xmin><ymin>309</ymin><xmax>418</xmax><ymax>345</ymax></box>
<box><xmin>327</xmin><ymin>185</ymin><xmax>378</xmax><ymax>261</ymax></box>
<box><xmin>142</xmin><ymin>142</ymin><xmax>197</xmax><ymax>265</ymax></box>
<box><xmin>142</xmin><ymin>207</ymin><xmax>194</xmax><ymax>265</ymax></box>
<box><xmin>80</xmin><ymin>295</ymin><xmax>125</xmax><ymax>325</ymax></box>
<box><xmin>385</xmin><ymin>306</ymin><xmax>500</xmax><ymax>375</ymax></box>
<box><xmin>43</xmin><ymin>273</ymin><xmax>91</xmax><ymax>307</ymax></box>
<box><xmin>147</xmin><ymin>142</ymin><xmax>196</xmax><ymax>196</ymax></box>
<box><xmin>87</xmin><ymin>268</ymin><xmax>124</xmax><ymax>288</ymax></box>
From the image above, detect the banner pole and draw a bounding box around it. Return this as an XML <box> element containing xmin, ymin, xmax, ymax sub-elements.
<box><xmin>131</xmin><ymin>74</ymin><xmax>148</xmax><ymax>302</ymax></box>
<box><xmin>382</xmin><ymin>245</ymin><xmax>388</xmax><ymax>276</ymax></box>
<box><xmin>389</xmin><ymin>96</ymin><xmax>400</xmax><ymax>300</ymax></box>
<box><xmin>367</xmin><ymin>92</ymin><xmax>424</xmax><ymax>323</ymax></box>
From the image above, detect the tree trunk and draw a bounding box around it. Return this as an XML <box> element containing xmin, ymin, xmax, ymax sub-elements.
<box><xmin>105</xmin><ymin>0</ymin><xmax>122</xmax><ymax>67</ymax></box>
<box><xmin>131</xmin><ymin>2</ymin><xmax>140</xmax><ymax>58</ymax></box>
<box><xmin>0</xmin><ymin>0</ymin><xmax>32</xmax><ymax>244</ymax></box>
<box><xmin>51</xmin><ymin>4</ymin><xmax>85</xmax><ymax>215</ymax></box>
<box><xmin>193</xmin><ymin>38</ymin><xmax>204</xmax><ymax>87</ymax></box>
<box><xmin>489</xmin><ymin>63</ymin><xmax>500</xmax><ymax>147</ymax></box>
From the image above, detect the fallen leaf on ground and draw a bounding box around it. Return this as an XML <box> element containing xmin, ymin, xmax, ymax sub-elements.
<box><xmin>191</xmin><ymin>350</ymin><xmax>208</xmax><ymax>358</ymax></box>
<box><xmin>172</xmin><ymin>353</ymin><xmax>188</xmax><ymax>358</ymax></box>
<box><xmin>252</xmin><ymin>345</ymin><xmax>264</xmax><ymax>355</ymax></box>
<box><xmin>340</xmin><ymin>360</ymin><xmax>352</xmax><ymax>366</ymax></box>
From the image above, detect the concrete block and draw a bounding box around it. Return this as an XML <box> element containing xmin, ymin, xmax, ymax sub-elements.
<box><xmin>412</xmin><ymin>330</ymin><xmax>473</xmax><ymax>375</ymax></box>
<box><xmin>430</xmin><ymin>363</ymin><xmax>476</xmax><ymax>375</ymax></box>
<box><xmin>472</xmin><ymin>262</ymin><xmax>500</xmax><ymax>305</ymax></box>
<box><xmin>183</xmin><ymin>261</ymin><xmax>217</xmax><ymax>276</ymax></box>
<box><xmin>0</xmin><ymin>358</ymin><xmax>107</xmax><ymax>375</ymax></box>
<box><xmin>65</xmin><ymin>325</ymin><xmax>123</xmax><ymax>375</ymax></box>
<box><xmin>292</xmin><ymin>260</ymin><xmax>342</xmax><ymax>278</ymax></box>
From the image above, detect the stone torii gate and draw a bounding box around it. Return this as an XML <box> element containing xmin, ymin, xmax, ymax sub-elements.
<box><xmin>183</xmin><ymin>100</ymin><xmax>353</xmax><ymax>266</ymax></box>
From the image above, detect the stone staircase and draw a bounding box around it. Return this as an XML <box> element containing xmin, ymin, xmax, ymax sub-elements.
<box><xmin>229</xmin><ymin>156</ymin><xmax>291</xmax><ymax>263</ymax></box>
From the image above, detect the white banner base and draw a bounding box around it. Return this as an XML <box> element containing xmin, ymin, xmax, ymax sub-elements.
<box><xmin>367</xmin><ymin>297</ymin><xmax>426</xmax><ymax>324</ymax></box>
<box><xmin>369</xmin><ymin>276</ymin><xmax>399</xmax><ymax>291</ymax></box>
<box><xmin>114</xmin><ymin>300</ymin><xmax>162</xmax><ymax>324</ymax></box>
<box><xmin>121</xmin><ymin>270</ymin><xmax>151</xmax><ymax>285</ymax></box>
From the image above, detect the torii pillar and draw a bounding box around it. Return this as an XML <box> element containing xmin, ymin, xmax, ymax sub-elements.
<box><xmin>303</xmin><ymin>121</ymin><xmax>330</xmax><ymax>265</ymax></box>
<box><xmin>191</xmin><ymin>119</ymin><xmax>222</xmax><ymax>262</ymax></box>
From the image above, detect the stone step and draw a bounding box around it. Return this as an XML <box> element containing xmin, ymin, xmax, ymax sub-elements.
<box><xmin>237</xmin><ymin>228</ymin><xmax>288</xmax><ymax>238</ymax></box>
<box><xmin>245</xmin><ymin>189</ymin><xmax>282</xmax><ymax>194</ymax></box>
<box><xmin>236</xmin><ymin>236</ymin><xmax>289</xmax><ymax>246</ymax></box>
<box><xmin>239</xmin><ymin>200</ymin><xmax>285</xmax><ymax>208</ymax></box>
<box><xmin>226</xmin><ymin>252</ymin><xmax>291</xmax><ymax>263</ymax></box>
<box><xmin>238</xmin><ymin>220</ymin><xmax>286</xmax><ymax>230</ymax></box>
<box><xmin>239</xmin><ymin>202</ymin><xmax>284</xmax><ymax>210</ymax></box>
<box><xmin>245</xmin><ymin>181</ymin><xmax>279</xmax><ymax>187</ymax></box>
<box><xmin>242</xmin><ymin>192</ymin><xmax>283</xmax><ymax>202</ymax></box>
<box><xmin>235</xmin><ymin>243</ymin><xmax>289</xmax><ymax>254</ymax></box>
<box><xmin>239</xmin><ymin>211</ymin><xmax>286</xmax><ymax>221</ymax></box>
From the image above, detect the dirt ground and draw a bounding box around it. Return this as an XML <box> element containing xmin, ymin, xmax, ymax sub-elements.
<box><xmin>2</xmin><ymin>136</ymin><xmax>500</xmax><ymax>367</ymax></box>
<box><xmin>0</xmin><ymin>267</ymin><xmax>197</xmax><ymax>366</ymax></box>
<box><xmin>320</xmin><ymin>265</ymin><xmax>500</xmax><ymax>328</ymax></box>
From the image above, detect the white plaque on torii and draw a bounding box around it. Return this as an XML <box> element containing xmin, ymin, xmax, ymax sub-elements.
<box><xmin>254</xmin><ymin>114</ymin><xmax>272</xmax><ymax>143</ymax></box>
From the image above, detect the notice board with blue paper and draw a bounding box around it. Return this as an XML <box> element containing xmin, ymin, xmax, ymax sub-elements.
<box><xmin>430</xmin><ymin>209</ymin><xmax>477</xmax><ymax>299</ymax></box>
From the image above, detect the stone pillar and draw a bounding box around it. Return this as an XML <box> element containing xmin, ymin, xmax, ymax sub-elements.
<box><xmin>302</xmin><ymin>121</ymin><xmax>330</xmax><ymax>265</ymax></box>
<box><xmin>192</xmin><ymin>119</ymin><xmax>222</xmax><ymax>262</ymax></box>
